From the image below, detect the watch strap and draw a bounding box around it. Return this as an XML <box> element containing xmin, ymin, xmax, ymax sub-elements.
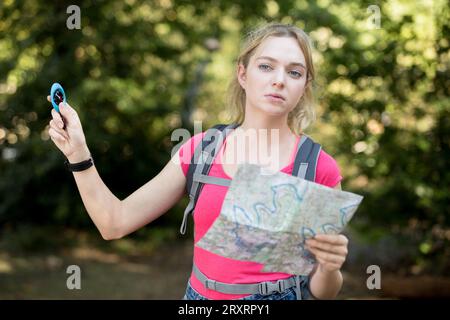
<box><xmin>65</xmin><ymin>156</ymin><xmax>94</xmax><ymax>172</ymax></box>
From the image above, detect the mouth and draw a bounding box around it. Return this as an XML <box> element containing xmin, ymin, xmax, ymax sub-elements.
<box><xmin>265</xmin><ymin>93</ymin><xmax>286</xmax><ymax>101</ymax></box>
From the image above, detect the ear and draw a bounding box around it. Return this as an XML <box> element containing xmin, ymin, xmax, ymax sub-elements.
<box><xmin>237</xmin><ymin>63</ymin><xmax>247</xmax><ymax>90</ymax></box>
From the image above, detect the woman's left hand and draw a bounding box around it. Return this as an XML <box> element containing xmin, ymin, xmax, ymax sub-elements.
<box><xmin>305</xmin><ymin>234</ymin><xmax>348</xmax><ymax>273</ymax></box>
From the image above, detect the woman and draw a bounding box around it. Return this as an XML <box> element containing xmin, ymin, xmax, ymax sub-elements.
<box><xmin>47</xmin><ymin>23</ymin><xmax>348</xmax><ymax>300</ymax></box>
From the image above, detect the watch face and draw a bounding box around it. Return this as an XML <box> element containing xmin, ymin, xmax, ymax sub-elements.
<box><xmin>53</xmin><ymin>89</ymin><xmax>64</xmax><ymax>106</ymax></box>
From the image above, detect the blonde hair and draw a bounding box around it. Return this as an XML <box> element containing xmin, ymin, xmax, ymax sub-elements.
<box><xmin>227</xmin><ymin>23</ymin><xmax>316</xmax><ymax>135</ymax></box>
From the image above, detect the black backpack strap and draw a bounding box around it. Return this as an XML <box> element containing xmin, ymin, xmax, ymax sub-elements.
<box><xmin>292</xmin><ymin>135</ymin><xmax>322</xmax><ymax>182</ymax></box>
<box><xmin>185</xmin><ymin>124</ymin><xmax>227</xmax><ymax>195</ymax></box>
<box><xmin>180</xmin><ymin>123</ymin><xmax>238</xmax><ymax>235</ymax></box>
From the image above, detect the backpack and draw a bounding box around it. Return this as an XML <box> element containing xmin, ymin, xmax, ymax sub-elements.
<box><xmin>179</xmin><ymin>123</ymin><xmax>322</xmax><ymax>235</ymax></box>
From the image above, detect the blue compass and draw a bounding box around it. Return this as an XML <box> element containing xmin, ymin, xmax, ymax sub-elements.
<box><xmin>50</xmin><ymin>83</ymin><xmax>66</xmax><ymax>113</ymax></box>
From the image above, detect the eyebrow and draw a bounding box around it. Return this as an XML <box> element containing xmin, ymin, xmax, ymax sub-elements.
<box><xmin>256</xmin><ymin>56</ymin><xmax>306</xmax><ymax>69</ymax></box>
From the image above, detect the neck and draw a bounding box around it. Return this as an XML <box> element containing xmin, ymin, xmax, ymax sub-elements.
<box><xmin>239</xmin><ymin>112</ymin><xmax>296</xmax><ymax>144</ymax></box>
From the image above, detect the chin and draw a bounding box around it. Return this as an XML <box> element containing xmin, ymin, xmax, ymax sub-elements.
<box><xmin>259</xmin><ymin>103</ymin><xmax>290</xmax><ymax>117</ymax></box>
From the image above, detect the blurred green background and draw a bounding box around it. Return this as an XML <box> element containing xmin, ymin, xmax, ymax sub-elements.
<box><xmin>0</xmin><ymin>0</ymin><xmax>449</xmax><ymax>299</ymax></box>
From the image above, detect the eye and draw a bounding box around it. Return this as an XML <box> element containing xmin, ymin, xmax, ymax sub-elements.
<box><xmin>289</xmin><ymin>70</ymin><xmax>303</xmax><ymax>78</ymax></box>
<box><xmin>258</xmin><ymin>64</ymin><xmax>272</xmax><ymax>71</ymax></box>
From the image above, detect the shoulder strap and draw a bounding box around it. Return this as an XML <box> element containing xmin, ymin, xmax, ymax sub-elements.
<box><xmin>185</xmin><ymin>124</ymin><xmax>227</xmax><ymax>195</ymax></box>
<box><xmin>180</xmin><ymin>123</ymin><xmax>238</xmax><ymax>235</ymax></box>
<box><xmin>292</xmin><ymin>134</ymin><xmax>322</xmax><ymax>182</ymax></box>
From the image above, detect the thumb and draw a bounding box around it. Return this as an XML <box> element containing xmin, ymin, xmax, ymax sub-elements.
<box><xmin>59</xmin><ymin>102</ymin><xmax>75</xmax><ymax>117</ymax></box>
<box><xmin>58</xmin><ymin>102</ymin><xmax>80</xmax><ymax>129</ymax></box>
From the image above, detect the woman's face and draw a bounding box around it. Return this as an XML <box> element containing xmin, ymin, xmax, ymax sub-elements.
<box><xmin>238</xmin><ymin>36</ymin><xmax>308</xmax><ymax>118</ymax></box>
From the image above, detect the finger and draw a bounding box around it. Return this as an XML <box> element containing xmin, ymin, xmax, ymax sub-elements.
<box><xmin>316</xmin><ymin>250</ymin><xmax>345</xmax><ymax>265</ymax></box>
<box><xmin>51</xmin><ymin>109</ymin><xmax>68</xmax><ymax>130</ymax></box>
<box><xmin>49</xmin><ymin>119</ymin><xmax>64</xmax><ymax>133</ymax></box>
<box><xmin>58</xmin><ymin>103</ymin><xmax>75</xmax><ymax>126</ymax></box>
<box><xmin>313</xmin><ymin>234</ymin><xmax>348</xmax><ymax>246</ymax></box>
<box><xmin>51</xmin><ymin>108</ymin><xmax>63</xmax><ymax>124</ymax></box>
<box><xmin>49</xmin><ymin>127</ymin><xmax>67</xmax><ymax>144</ymax></box>
<box><xmin>47</xmin><ymin>95</ymin><xmax>51</xmax><ymax>102</ymax></box>
<box><xmin>316</xmin><ymin>257</ymin><xmax>332</xmax><ymax>267</ymax></box>
<box><xmin>316</xmin><ymin>259</ymin><xmax>341</xmax><ymax>272</ymax></box>
<box><xmin>49</xmin><ymin>120</ymin><xmax>69</xmax><ymax>139</ymax></box>
<box><xmin>306</xmin><ymin>239</ymin><xmax>348</xmax><ymax>256</ymax></box>
<box><xmin>59</xmin><ymin>102</ymin><xmax>75</xmax><ymax>117</ymax></box>
<box><xmin>315</xmin><ymin>257</ymin><xmax>339</xmax><ymax>271</ymax></box>
<box><xmin>307</xmin><ymin>246</ymin><xmax>346</xmax><ymax>265</ymax></box>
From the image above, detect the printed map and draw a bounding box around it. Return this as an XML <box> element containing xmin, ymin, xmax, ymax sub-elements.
<box><xmin>196</xmin><ymin>163</ymin><xmax>364</xmax><ymax>275</ymax></box>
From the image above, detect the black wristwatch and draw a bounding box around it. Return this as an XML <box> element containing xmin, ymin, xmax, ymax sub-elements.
<box><xmin>65</xmin><ymin>156</ymin><xmax>94</xmax><ymax>172</ymax></box>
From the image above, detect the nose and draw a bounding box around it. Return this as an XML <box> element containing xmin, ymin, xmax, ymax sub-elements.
<box><xmin>272</xmin><ymin>69</ymin><xmax>285</xmax><ymax>89</ymax></box>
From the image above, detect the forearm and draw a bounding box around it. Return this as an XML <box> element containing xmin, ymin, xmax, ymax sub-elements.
<box><xmin>309</xmin><ymin>264</ymin><xmax>343</xmax><ymax>299</ymax></box>
<box><xmin>68</xmin><ymin>149</ymin><xmax>122</xmax><ymax>240</ymax></box>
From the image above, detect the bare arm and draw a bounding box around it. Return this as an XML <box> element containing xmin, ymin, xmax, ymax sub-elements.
<box><xmin>308</xmin><ymin>258</ymin><xmax>344</xmax><ymax>299</ymax></box>
<box><xmin>47</xmin><ymin>97</ymin><xmax>187</xmax><ymax>240</ymax></box>
<box><xmin>115</xmin><ymin>153</ymin><xmax>186</xmax><ymax>239</ymax></box>
<box><xmin>69</xmin><ymin>151</ymin><xmax>123</xmax><ymax>240</ymax></box>
<box><xmin>70</xmin><ymin>150</ymin><xmax>186</xmax><ymax>240</ymax></box>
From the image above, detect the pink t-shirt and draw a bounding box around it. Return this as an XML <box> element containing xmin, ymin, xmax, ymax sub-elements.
<box><xmin>179</xmin><ymin>131</ymin><xmax>343</xmax><ymax>300</ymax></box>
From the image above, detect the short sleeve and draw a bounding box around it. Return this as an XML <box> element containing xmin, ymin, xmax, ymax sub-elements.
<box><xmin>178</xmin><ymin>132</ymin><xmax>206</xmax><ymax>177</ymax></box>
<box><xmin>315</xmin><ymin>150</ymin><xmax>343</xmax><ymax>188</ymax></box>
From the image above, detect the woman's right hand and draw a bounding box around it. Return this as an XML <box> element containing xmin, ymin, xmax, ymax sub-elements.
<box><xmin>47</xmin><ymin>96</ymin><xmax>91</xmax><ymax>163</ymax></box>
